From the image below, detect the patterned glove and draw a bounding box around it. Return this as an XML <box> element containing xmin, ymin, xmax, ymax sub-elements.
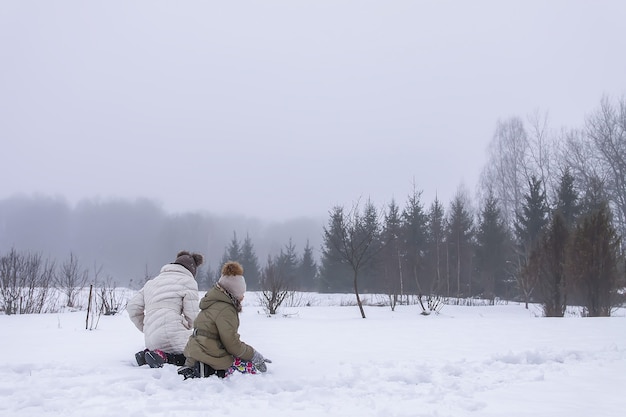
<box><xmin>251</xmin><ymin>350</ymin><xmax>272</xmax><ymax>373</ymax></box>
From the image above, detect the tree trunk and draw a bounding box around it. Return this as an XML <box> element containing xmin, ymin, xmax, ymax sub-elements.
<box><xmin>354</xmin><ymin>271</ymin><xmax>366</xmax><ymax>318</ymax></box>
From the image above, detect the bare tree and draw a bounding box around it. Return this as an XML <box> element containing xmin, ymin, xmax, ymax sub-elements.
<box><xmin>584</xmin><ymin>95</ymin><xmax>626</xmax><ymax>238</ymax></box>
<box><xmin>258</xmin><ymin>255</ymin><xmax>293</xmax><ymax>315</ymax></box>
<box><xmin>55</xmin><ymin>252</ymin><xmax>89</xmax><ymax>308</ymax></box>
<box><xmin>98</xmin><ymin>276</ymin><xmax>127</xmax><ymax>316</ymax></box>
<box><xmin>323</xmin><ymin>199</ymin><xmax>383</xmax><ymax>318</ymax></box>
<box><xmin>417</xmin><ymin>294</ymin><xmax>444</xmax><ymax>316</ymax></box>
<box><xmin>480</xmin><ymin>117</ymin><xmax>531</xmax><ymax>227</ymax></box>
<box><xmin>85</xmin><ymin>265</ymin><xmax>128</xmax><ymax>330</ymax></box>
<box><xmin>0</xmin><ymin>249</ymin><xmax>56</xmax><ymax>314</ymax></box>
<box><xmin>562</xmin><ymin>96</ymin><xmax>626</xmax><ymax>238</ymax></box>
<box><xmin>527</xmin><ymin>110</ymin><xmax>557</xmax><ymax>202</ymax></box>
<box><xmin>560</xmin><ymin>127</ymin><xmax>602</xmax><ymax>191</ymax></box>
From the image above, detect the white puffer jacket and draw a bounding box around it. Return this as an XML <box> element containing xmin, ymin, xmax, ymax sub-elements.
<box><xmin>127</xmin><ymin>263</ymin><xmax>199</xmax><ymax>354</ymax></box>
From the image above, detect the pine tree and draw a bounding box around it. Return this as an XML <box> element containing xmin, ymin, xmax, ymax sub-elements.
<box><xmin>240</xmin><ymin>234</ymin><xmax>261</xmax><ymax>291</ymax></box>
<box><xmin>359</xmin><ymin>199</ymin><xmax>383</xmax><ymax>292</ymax></box>
<box><xmin>445</xmin><ymin>193</ymin><xmax>474</xmax><ymax>298</ymax></box>
<box><xmin>297</xmin><ymin>240</ymin><xmax>318</xmax><ymax>292</ymax></box>
<box><xmin>220</xmin><ymin>232</ymin><xmax>242</xmax><ymax>267</ymax></box>
<box><xmin>319</xmin><ymin>206</ymin><xmax>352</xmax><ymax>292</ymax></box>
<box><xmin>277</xmin><ymin>239</ymin><xmax>298</xmax><ymax>290</ymax></box>
<box><xmin>554</xmin><ymin>168</ymin><xmax>580</xmax><ymax>229</ymax></box>
<box><xmin>514</xmin><ymin>176</ymin><xmax>549</xmax><ymax>252</ymax></box>
<box><xmin>568</xmin><ymin>202</ymin><xmax>620</xmax><ymax>317</ymax></box>
<box><xmin>534</xmin><ymin>212</ymin><xmax>569</xmax><ymax>317</ymax></box>
<box><xmin>381</xmin><ymin>199</ymin><xmax>403</xmax><ymax>306</ymax></box>
<box><xmin>400</xmin><ymin>187</ymin><xmax>428</xmax><ymax>294</ymax></box>
<box><xmin>475</xmin><ymin>192</ymin><xmax>512</xmax><ymax>302</ymax></box>
<box><xmin>196</xmin><ymin>263</ymin><xmax>217</xmax><ymax>290</ymax></box>
<box><xmin>425</xmin><ymin>198</ymin><xmax>445</xmax><ymax>295</ymax></box>
<box><xmin>514</xmin><ymin>176</ymin><xmax>549</xmax><ymax>307</ymax></box>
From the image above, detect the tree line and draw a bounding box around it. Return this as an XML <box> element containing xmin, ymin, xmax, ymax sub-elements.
<box><xmin>316</xmin><ymin>95</ymin><xmax>626</xmax><ymax>317</ymax></box>
<box><xmin>1</xmin><ymin>95</ymin><xmax>625</xmax><ymax>317</ymax></box>
<box><xmin>194</xmin><ymin>96</ymin><xmax>626</xmax><ymax>318</ymax></box>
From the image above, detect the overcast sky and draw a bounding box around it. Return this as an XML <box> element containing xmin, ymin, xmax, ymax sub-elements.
<box><xmin>1</xmin><ymin>1</ymin><xmax>625</xmax><ymax>222</ymax></box>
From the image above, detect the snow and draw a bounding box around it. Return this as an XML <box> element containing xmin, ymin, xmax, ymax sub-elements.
<box><xmin>1</xmin><ymin>294</ymin><xmax>625</xmax><ymax>417</ymax></box>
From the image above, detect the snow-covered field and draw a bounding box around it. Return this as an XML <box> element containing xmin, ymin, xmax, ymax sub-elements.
<box><xmin>1</xmin><ymin>293</ymin><xmax>624</xmax><ymax>417</ymax></box>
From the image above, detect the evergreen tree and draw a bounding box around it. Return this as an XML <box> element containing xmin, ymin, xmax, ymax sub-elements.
<box><xmin>514</xmin><ymin>176</ymin><xmax>550</xmax><ymax>252</ymax></box>
<box><xmin>514</xmin><ymin>176</ymin><xmax>549</xmax><ymax>307</ymax></box>
<box><xmin>381</xmin><ymin>199</ymin><xmax>403</xmax><ymax>306</ymax></box>
<box><xmin>580</xmin><ymin>175</ymin><xmax>609</xmax><ymax>215</ymax></box>
<box><xmin>400</xmin><ymin>187</ymin><xmax>428</xmax><ymax>294</ymax></box>
<box><xmin>554</xmin><ymin>168</ymin><xmax>580</xmax><ymax>229</ymax></box>
<box><xmin>220</xmin><ymin>231</ymin><xmax>242</xmax><ymax>267</ymax></box>
<box><xmin>533</xmin><ymin>212</ymin><xmax>569</xmax><ymax>317</ymax></box>
<box><xmin>276</xmin><ymin>239</ymin><xmax>299</xmax><ymax>290</ymax></box>
<box><xmin>425</xmin><ymin>197</ymin><xmax>446</xmax><ymax>295</ymax></box>
<box><xmin>445</xmin><ymin>193</ymin><xmax>474</xmax><ymax>297</ymax></box>
<box><xmin>475</xmin><ymin>192</ymin><xmax>512</xmax><ymax>302</ymax></box>
<box><xmin>297</xmin><ymin>240</ymin><xmax>318</xmax><ymax>291</ymax></box>
<box><xmin>530</xmin><ymin>169</ymin><xmax>580</xmax><ymax>315</ymax></box>
<box><xmin>240</xmin><ymin>234</ymin><xmax>261</xmax><ymax>291</ymax></box>
<box><xmin>568</xmin><ymin>202</ymin><xmax>621</xmax><ymax>317</ymax></box>
<box><xmin>359</xmin><ymin>199</ymin><xmax>383</xmax><ymax>292</ymax></box>
<box><xmin>196</xmin><ymin>263</ymin><xmax>217</xmax><ymax>290</ymax></box>
<box><xmin>319</xmin><ymin>206</ymin><xmax>352</xmax><ymax>292</ymax></box>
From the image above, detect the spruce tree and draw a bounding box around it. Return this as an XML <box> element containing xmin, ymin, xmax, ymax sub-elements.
<box><xmin>359</xmin><ymin>199</ymin><xmax>383</xmax><ymax>292</ymax></box>
<box><xmin>220</xmin><ymin>231</ymin><xmax>241</xmax><ymax>267</ymax></box>
<box><xmin>240</xmin><ymin>234</ymin><xmax>261</xmax><ymax>291</ymax></box>
<box><xmin>319</xmin><ymin>206</ymin><xmax>352</xmax><ymax>292</ymax></box>
<box><xmin>425</xmin><ymin>198</ymin><xmax>446</xmax><ymax>295</ymax></box>
<box><xmin>514</xmin><ymin>176</ymin><xmax>549</xmax><ymax>252</ymax></box>
<box><xmin>277</xmin><ymin>239</ymin><xmax>299</xmax><ymax>290</ymax></box>
<box><xmin>297</xmin><ymin>240</ymin><xmax>318</xmax><ymax>292</ymax></box>
<box><xmin>445</xmin><ymin>194</ymin><xmax>474</xmax><ymax>298</ymax></box>
<box><xmin>554</xmin><ymin>168</ymin><xmax>580</xmax><ymax>229</ymax></box>
<box><xmin>381</xmin><ymin>199</ymin><xmax>403</xmax><ymax>305</ymax></box>
<box><xmin>400</xmin><ymin>187</ymin><xmax>428</xmax><ymax>294</ymax></box>
<box><xmin>534</xmin><ymin>212</ymin><xmax>569</xmax><ymax>317</ymax></box>
<box><xmin>568</xmin><ymin>202</ymin><xmax>620</xmax><ymax>316</ymax></box>
<box><xmin>514</xmin><ymin>176</ymin><xmax>549</xmax><ymax>307</ymax></box>
<box><xmin>475</xmin><ymin>192</ymin><xmax>512</xmax><ymax>302</ymax></box>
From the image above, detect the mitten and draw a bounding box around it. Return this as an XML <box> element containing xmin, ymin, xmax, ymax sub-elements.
<box><xmin>251</xmin><ymin>350</ymin><xmax>272</xmax><ymax>373</ymax></box>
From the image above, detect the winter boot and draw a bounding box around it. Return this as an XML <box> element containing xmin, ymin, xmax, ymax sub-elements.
<box><xmin>195</xmin><ymin>362</ymin><xmax>226</xmax><ymax>378</ymax></box>
<box><xmin>166</xmin><ymin>353</ymin><xmax>187</xmax><ymax>366</ymax></box>
<box><xmin>145</xmin><ymin>349</ymin><xmax>167</xmax><ymax>368</ymax></box>
<box><xmin>177</xmin><ymin>365</ymin><xmax>196</xmax><ymax>380</ymax></box>
<box><xmin>135</xmin><ymin>349</ymin><xmax>149</xmax><ymax>366</ymax></box>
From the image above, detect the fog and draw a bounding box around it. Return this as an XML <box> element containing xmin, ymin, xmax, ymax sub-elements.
<box><xmin>1</xmin><ymin>1</ymin><xmax>625</xmax><ymax>222</ymax></box>
<box><xmin>0</xmin><ymin>195</ymin><xmax>324</xmax><ymax>286</ymax></box>
<box><xmin>1</xmin><ymin>1</ymin><xmax>625</xmax><ymax>282</ymax></box>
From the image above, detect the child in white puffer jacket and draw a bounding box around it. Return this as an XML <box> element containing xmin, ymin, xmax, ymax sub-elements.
<box><xmin>127</xmin><ymin>250</ymin><xmax>203</xmax><ymax>368</ymax></box>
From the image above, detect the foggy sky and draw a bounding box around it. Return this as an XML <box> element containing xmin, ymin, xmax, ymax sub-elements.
<box><xmin>1</xmin><ymin>1</ymin><xmax>625</xmax><ymax>222</ymax></box>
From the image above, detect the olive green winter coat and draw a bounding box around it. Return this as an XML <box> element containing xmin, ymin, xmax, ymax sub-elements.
<box><xmin>183</xmin><ymin>285</ymin><xmax>255</xmax><ymax>370</ymax></box>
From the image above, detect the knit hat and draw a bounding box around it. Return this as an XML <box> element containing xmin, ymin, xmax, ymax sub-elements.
<box><xmin>217</xmin><ymin>261</ymin><xmax>246</xmax><ymax>300</ymax></box>
<box><xmin>173</xmin><ymin>250</ymin><xmax>204</xmax><ymax>277</ymax></box>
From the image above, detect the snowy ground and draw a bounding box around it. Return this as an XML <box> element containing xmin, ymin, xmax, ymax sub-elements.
<box><xmin>0</xmin><ymin>293</ymin><xmax>624</xmax><ymax>417</ymax></box>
